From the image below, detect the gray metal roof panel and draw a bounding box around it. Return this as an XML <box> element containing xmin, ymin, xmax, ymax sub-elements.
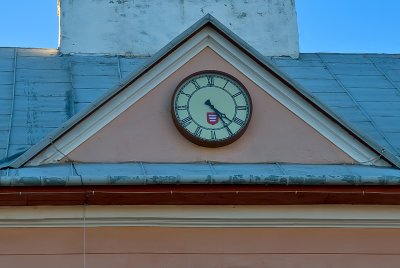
<box><xmin>0</xmin><ymin>47</ymin><xmax>147</xmax><ymax>160</ymax></box>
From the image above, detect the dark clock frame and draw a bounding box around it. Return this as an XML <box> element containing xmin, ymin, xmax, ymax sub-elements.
<box><xmin>171</xmin><ymin>70</ymin><xmax>253</xmax><ymax>148</ymax></box>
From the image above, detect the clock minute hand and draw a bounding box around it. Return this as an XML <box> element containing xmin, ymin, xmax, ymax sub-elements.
<box><xmin>204</xmin><ymin>100</ymin><xmax>231</xmax><ymax>122</ymax></box>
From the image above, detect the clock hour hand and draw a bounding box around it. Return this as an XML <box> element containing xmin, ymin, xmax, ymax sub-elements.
<box><xmin>204</xmin><ymin>99</ymin><xmax>231</xmax><ymax>122</ymax></box>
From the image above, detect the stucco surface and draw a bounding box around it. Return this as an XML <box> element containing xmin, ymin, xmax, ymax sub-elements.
<box><xmin>59</xmin><ymin>0</ymin><xmax>299</xmax><ymax>57</ymax></box>
<box><xmin>1</xmin><ymin>227</ymin><xmax>400</xmax><ymax>268</ymax></box>
<box><xmin>67</xmin><ymin>48</ymin><xmax>353</xmax><ymax>163</ymax></box>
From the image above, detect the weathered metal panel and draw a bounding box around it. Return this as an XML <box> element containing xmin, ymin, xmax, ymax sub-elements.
<box><xmin>72</xmin><ymin>75</ymin><xmax>119</xmax><ymax>89</ymax></box>
<box><xmin>310</xmin><ymin>92</ymin><xmax>354</xmax><ymax>107</ymax></box>
<box><xmin>74</xmin><ymin>102</ymin><xmax>91</xmax><ymax>113</ymax></box>
<box><xmin>327</xmin><ymin>63</ymin><xmax>381</xmax><ymax>76</ymax></box>
<box><xmin>354</xmin><ymin>121</ymin><xmax>393</xmax><ymax>141</ymax></box>
<box><xmin>70</xmin><ymin>61</ymin><xmax>119</xmax><ymax>76</ymax></box>
<box><xmin>276</xmin><ymin>66</ymin><xmax>333</xmax><ymax>79</ymax></box>
<box><xmin>119</xmin><ymin>58</ymin><xmax>149</xmax><ymax>72</ymax></box>
<box><xmin>70</xmin><ymin>55</ymin><xmax>119</xmax><ymax>64</ymax></box>
<box><xmin>0</xmin><ymin>48</ymin><xmax>15</xmax><ymax>58</ymax></box>
<box><xmin>16</xmin><ymin>69</ymin><xmax>70</xmax><ymax>83</ymax></box>
<box><xmin>9</xmin><ymin>126</ymin><xmax>58</xmax><ymax>145</ymax></box>
<box><xmin>319</xmin><ymin>54</ymin><xmax>370</xmax><ymax>64</ymax></box>
<box><xmin>384</xmin><ymin>70</ymin><xmax>400</xmax><ymax>82</ymax></box>
<box><xmin>0</xmin><ymin>115</ymin><xmax>10</xmax><ymax>130</ymax></box>
<box><xmin>0</xmin><ymin>114</ymin><xmax>10</xmax><ymax>131</ymax></box>
<box><xmin>347</xmin><ymin>88</ymin><xmax>400</xmax><ymax>102</ymax></box>
<box><xmin>271</xmin><ymin>57</ymin><xmax>324</xmax><ymax>67</ymax></box>
<box><xmin>15</xmin><ymin>82</ymin><xmax>72</xmax><ymax>97</ymax></box>
<box><xmin>293</xmin><ymin>78</ymin><xmax>344</xmax><ymax>93</ymax></box>
<box><xmin>0</xmin><ymin>72</ymin><xmax>14</xmax><ymax>84</ymax></box>
<box><xmin>371</xmin><ymin>117</ymin><xmax>400</xmax><ymax>133</ymax></box>
<box><xmin>0</xmin><ymin>100</ymin><xmax>11</xmax><ymax>115</ymax></box>
<box><xmin>332</xmin><ymin>107</ymin><xmax>371</xmax><ymax>122</ymax></box>
<box><xmin>0</xmin><ymin>130</ymin><xmax>9</xmax><ymax>145</ymax></box>
<box><xmin>0</xmin><ymin>85</ymin><xmax>13</xmax><ymax>99</ymax></box>
<box><xmin>369</xmin><ymin>56</ymin><xmax>400</xmax><ymax>63</ymax></box>
<box><xmin>7</xmin><ymin>144</ymin><xmax>30</xmax><ymax>155</ymax></box>
<box><xmin>74</xmin><ymin>89</ymin><xmax>108</xmax><ymax>103</ymax></box>
<box><xmin>121</xmin><ymin>72</ymin><xmax>135</xmax><ymax>79</ymax></box>
<box><xmin>14</xmin><ymin>96</ymin><xmax>68</xmax><ymax>112</ymax></box>
<box><xmin>12</xmin><ymin>111</ymin><xmax>70</xmax><ymax>127</ymax></box>
<box><xmin>0</xmin><ymin>148</ymin><xmax>6</xmax><ymax>159</ymax></box>
<box><xmin>0</xmin><ymin>58</ymin><xmax>14</xmax><ymax>71</ymax></box>
<box><xmin>374</xmin><ymin>63</ymin><xmax>400</xmax><ymax>70</ymax></box>
<box><xmin>359</xmin><ymin>102</ymin><xmax>400</xmax><ymax>116</ymax></box>
<box><xmin>296</xmin><ymin>54</ymin><xmax>321</xmax><ymax>61</ymax></box>
<box><xmin>385</xmin><ymin>132</ymin><xmax>400</xmax><ymax>152</ymax></box>
<box><xmin>17</xmin><ymin>56</ymin><xmax>68</xmax><ymax>70</ymax></box>
<box><xmin>336</xmin><ymin>75</ymin><xmax>394</xmax><ymax>88</ymax></box>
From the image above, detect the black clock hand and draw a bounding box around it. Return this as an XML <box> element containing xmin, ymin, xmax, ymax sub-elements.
<box><xmin>204</xmin><ymin>100</ymin><xmax>231</xmax><ymax>120</ymax></box>
<box><xmin>204</xmin><ymin>99</ymin><xmax>233</xmax><ymax>135</ymax></box>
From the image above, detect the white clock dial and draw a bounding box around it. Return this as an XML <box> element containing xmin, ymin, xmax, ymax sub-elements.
<box><xmin>172</xmin><ymin>71</ymin><xmax>252</xmax><ymax>147</ymax></box>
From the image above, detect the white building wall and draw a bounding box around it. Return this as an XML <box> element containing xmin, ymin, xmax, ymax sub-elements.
<box><xmin>59</xmin><ymin>0</ymin><xmax>299</xmax><ymax>57</ymax></box>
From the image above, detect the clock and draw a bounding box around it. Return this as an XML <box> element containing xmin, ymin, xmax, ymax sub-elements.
<box><xmin>171</xmin><ymin>71</ymin><xmax>252</xmax><ymax>147</ymax></box>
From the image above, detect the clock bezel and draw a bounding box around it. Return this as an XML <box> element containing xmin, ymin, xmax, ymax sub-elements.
<box><xmin>171</xmin><ymin>70</ymin><xmax>252</xmax><ymax>148</ymax></box>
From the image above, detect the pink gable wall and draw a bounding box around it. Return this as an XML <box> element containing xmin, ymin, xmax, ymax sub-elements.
<box><xmin>66</xmin><ymin>48</ymin><xmax>354</xmax><ymax>164</ymax></box>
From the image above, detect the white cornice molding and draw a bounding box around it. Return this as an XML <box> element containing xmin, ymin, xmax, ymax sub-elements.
<box><xmin>1</xmin><ymin>205</ymin><xmax>400</xmax><ymax>228</ymax></box>
<box><xmin>27</xmin><ymin>27</ymin><xmax>388</xmax><ymax>166</ymax></box>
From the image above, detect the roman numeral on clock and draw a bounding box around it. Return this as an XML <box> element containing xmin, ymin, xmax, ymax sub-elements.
<box><xmin>211</xmin><ymin>130</ymin><xmax>217</xmax><ymax>140</ymax></box>
<box><xmin>180</xmin><ymin>117</ymin><xmax>192</xmax><ymax>127</ymax></box>
<box><xmin>232</xmin><ymin>92</ymin><xmax>242</xmax><ymax>98</ymax></box>
<box><xmin>236</xmin><ymin>106</ymin><xmax>247</xmax><ymax>110</ymax></box>
<box><xmin>176</xmin><ymin>105</ymin><xmax>188</xmax><ymax>110</ymax></box>
<box><xmin>232</xmin><ymin>117</ymin><xmax>245</xmax><ymax>127</ymax></box>
<box><xmin>194</xmin><ymin>126</ymin><xmax>202</xmax><ymax>137</ymax></box>
<box><xmin>207</xmin><ymin>76</ymin><xmax>214</xmax><ymax>86</ymax></box>
<box><xmin>191</xmin><ymin>80</ymin><xmax>201</xmax><ymax>89</ymax></box>
<box><xmin>180</xmin><ymin>92</ymin><xmax>191</xmax><ymax>97</ymax></box>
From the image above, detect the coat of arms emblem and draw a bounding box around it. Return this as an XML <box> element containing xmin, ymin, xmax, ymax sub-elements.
<box><xmin>207</xmin><ymin>112</ymin><xmax>218</xmax><ymax>125</ymax></box>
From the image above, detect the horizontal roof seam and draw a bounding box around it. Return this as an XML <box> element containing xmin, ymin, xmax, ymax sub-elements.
<box><xmin>318</xmin><ymin>53</ymin><xmax>399</xmax><ymax>157</ymax></box>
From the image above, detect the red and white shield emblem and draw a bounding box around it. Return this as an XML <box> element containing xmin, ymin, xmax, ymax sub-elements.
<box><xmin>207</xmin><ymin>112</ymin><xmax>219</xmax><ymax>125</ymax></box>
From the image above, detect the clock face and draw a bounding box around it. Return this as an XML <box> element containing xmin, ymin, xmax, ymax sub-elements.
<box><xmin>171</xmin><ymin>71</ymin><xmax>252</xmax><ymax>147</ymax></box>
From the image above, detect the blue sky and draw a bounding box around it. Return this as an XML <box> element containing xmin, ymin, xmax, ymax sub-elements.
<box><xmin>0</xmin><ymin>0</ymin><xmax>399</xmax><ymax>53</ymax></box>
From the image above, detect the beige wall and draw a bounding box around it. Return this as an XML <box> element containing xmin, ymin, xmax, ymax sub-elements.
<box><xmin>1</xmin><ymin>227</ymin><xmax>400</xmax><ymax>268</ymax></box>
<box><xmin>67</xmin><ymin>48</ymin><xmax>353</xmax><ymax>164</ymax></box>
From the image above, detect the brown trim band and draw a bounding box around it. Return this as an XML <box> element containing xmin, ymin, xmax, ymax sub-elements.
<box><xmin>1</xmin><ymin>185</ymin><xmax>400</xmax><ymax>206</ymax></box>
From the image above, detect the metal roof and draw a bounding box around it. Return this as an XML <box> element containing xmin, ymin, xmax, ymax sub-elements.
<box><xmin>0</xmin><ymin>48</ymin><xmax>399</xmax><ymax>165</ymax></box>
<box><xmin>269</xmin><ymin>53</ymin><xmax>400</xmax><ymax>163</ymax></box>
<box><xmin>0</xmin><ymin>47</ymin><xmax>149</xmax><ymax>160</ymax></box>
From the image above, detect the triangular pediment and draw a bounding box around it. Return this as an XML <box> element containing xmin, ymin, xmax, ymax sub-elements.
<box><xmin>14</xmin><ymin>16</ymin><xmax>388</xmax><ymax>167</ymax></box>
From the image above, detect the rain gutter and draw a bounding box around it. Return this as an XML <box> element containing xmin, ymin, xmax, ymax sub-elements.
<box><xmin>2</xmin><ymin>174</ymin><xmax>400</xmax><ymax>187</ymax></box>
